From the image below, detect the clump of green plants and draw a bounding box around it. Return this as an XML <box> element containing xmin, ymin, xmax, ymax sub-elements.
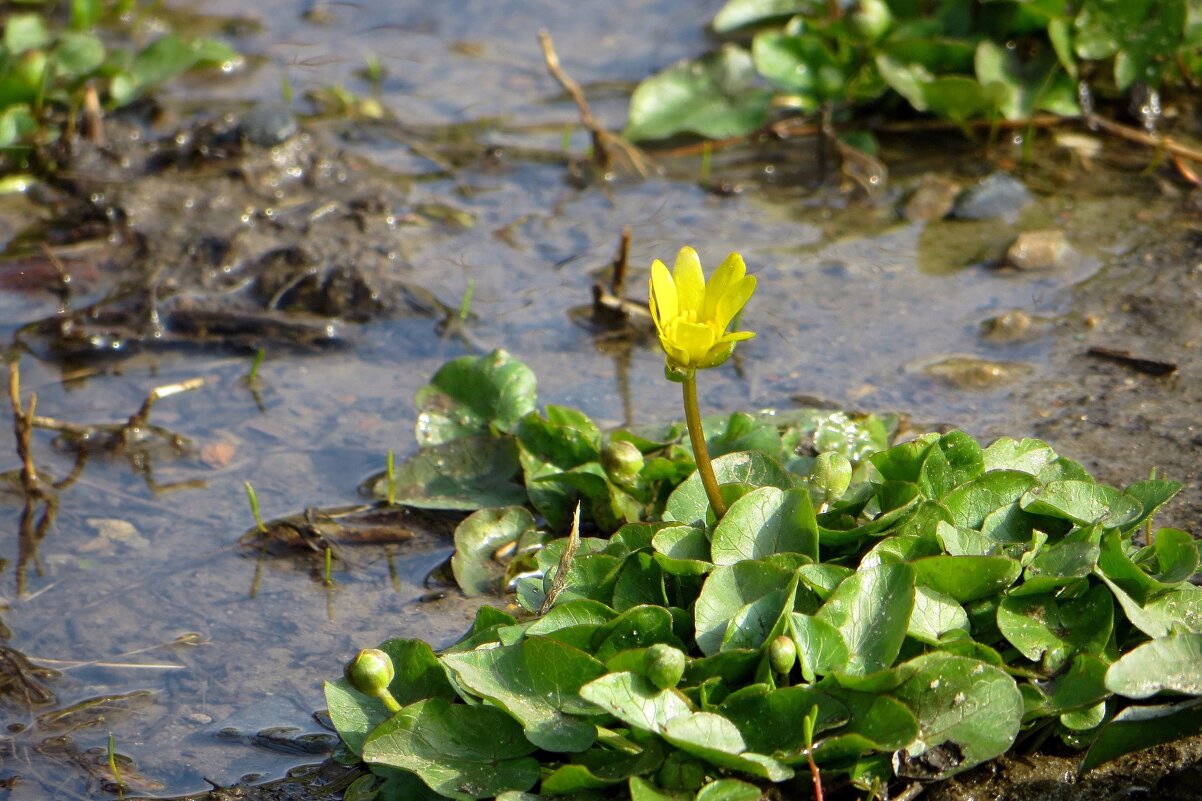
<box><xmin>623</xmin><ymin>0</ymin><xmax>1202</xmax><ymax>142</ymax></box>
<box><xmin>0</xmin><ymin>1</ymin><xmax>239</xmax><ymax>157</ymax></box>
<box><xmin>328</xmin><ymin>248</ymin><xmax>1202</xmax><ymax>800</ymax></box>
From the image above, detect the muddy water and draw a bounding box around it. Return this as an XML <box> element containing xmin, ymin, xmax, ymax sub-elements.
<box><xmin>0</xmin><ymin>2</ymin><xmax>1200</xmax><ymax>799</ymax></box>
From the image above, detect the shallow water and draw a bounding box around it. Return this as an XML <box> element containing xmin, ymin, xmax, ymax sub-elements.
<box><xmin>0</xmin><ymin>2</ymin><xmax>1194</xmax><ymax>798</ymax></box>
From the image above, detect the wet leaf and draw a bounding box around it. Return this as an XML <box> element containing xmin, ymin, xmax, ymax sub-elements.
<box><xmin>652</xmin><ymin>525</ymin><xmax>713</xmax><ymax>576</ymax></box>
<box><xmin>813</xmin><ymin>690</ymin><xmax>918</xmax><ymax>762</ymax></box>
<box><xmin>982</xmin><ymin>437</ymin><xmax>1059</xmax><ymax>475</ymax></box>
<box><xmin>711</xmin><ymin>487</ymin><xmax>818</xmax><ymax>565</ymax></box>
<box><xmin>662</xmin><ymin>712</ymin><xmax>793</xmax><ymax>780</ymax></box>
<box><xmin>452</xmin><ymin>506</ymin><xmax>537</xmax><ymax>596</ymax></box>
<box><xmin>53</xmin><ymin>32</ymin><xmax>105</xmax><ymax>77</ymax></box>
<box><xmin>997</xmin><ymin>584</ymin><xmax>1113</xmax><ymax>671</ymax></box>
<box><xmin>4</xmin><ymin>15</ymin><xmax>51</xmax><ymax>55</ymax></box>
<box><xmin>694</xmin><ymin>560</ymin><xmax>795</xmax><ymax>656</ymax></box>
<box><xmin>414</xmin><ymin>350</ymin><xmax>537</xmax><ymax>445</ymax></box>
<box><xmin>1019</xmin><ymin>480</ymin><xmax>1142</xmax><ymax>528</ymax></box>
<box><xmin>815</xmin><ymin>562</ymin><xmax>914</xmax><ymax>675</ymax></box>
<box><xmin>580</xmin><ymin>671</ymin><xmax>693</xmax><ymax>734</ymax></box>
<box><xmin>1105</xmin><ymin>632</ymin><xmax>1202</xmax><ymax>699</ymax></box>
<box><xmin>712</xmin><ymin>0</ymin><xmax>810</xmax><ymax>33</ymax></box>
<box><xmin>362</xmin><ymin>698</ymin><xmax>540</xmax><ymax>799</ymax></box>
<box><xmin>942</xmin><ymin>470</ymin><xmax>1037</xmax><ymax>530</ymax></box>
<box><xmin>694</xmin><ymin>778</ymin><xmax>763</xmax><ymax>801</ymax></box>
<box><xmin>625</xmin><ymin>44</ymin><xmax>773</xmax><ymax>141</ymax></box>
<box><xmin>788</xmin><ymin>612</ymin><xmax>849</xmax><ymax>679</ymax></box>
<box><xmin>372</xmin><ymin>436</ymin><xmax>526</xmax><ymax>510</ymax></box>
<box><xmin>664</xmin><ymin>450</ymin><xmax>796</xmax><ymax>528</ymax></box>
<box><xmin>753</xmin><ymin>32</ymin><xmax>846</xmax><ymax>107</ymax></box>
<box><xmin>891</xmin><ymin>653</ymin><xmax>1023</xmax><ymax>777</ymax></box>
<box><xmin>719</xmin><ymin>684</ymin><xmax>848</xmax><ymax>754</ymax></box>
<box><xmin>1097</xmin><ymin>527</ymin><xmax>1198</xmax><ymax>603</ymax></box>
<box><xmin>1080</xmin><ymin>699</ymin><xmax>1202</xmax><ymax>773</ymax></box>
<box><xmin>912</xmin><ymin>554</ymin><xmax>1021</xmax><ymax>603</ymax></box>
<box><xmin>907</xmin><ymin>585</ymin><xmax>970</xmax><ymax>645</ymax></box>
<box><xmin>441</xmin><ymin>637</ymin><xmax>606</xmax><ymax>752</ymax></box>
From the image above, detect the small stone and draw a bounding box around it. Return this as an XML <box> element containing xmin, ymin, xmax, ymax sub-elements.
<box><xmin>1006</xmin><ymin>230</ymin><xmax>1070</xmax><ymax>271</ymax></box>
<box><xmin>981</xmin><ymin>310</ymin><xmax>1034</xmax><ymax>343</ymax></box>
<box><xmin>952</xmin><ymin>172</ymin><xmax>1033</xmax><ymax>220</ymax></box>
<box><xmin>237</xmin><ymin>105</ymin><xmax>298</xmax><ymax>147</ymax></box>
<box><xmin>923</xmin><ymin>356</ymin><xmax>1030</xmax><ymax>389</ymax></box>
<box><xmin>904</xmin><ymin>175</ymin><xmax>961</xmax><ymax>222</ymax></box>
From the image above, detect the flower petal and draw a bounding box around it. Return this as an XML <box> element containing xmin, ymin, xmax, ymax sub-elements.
<box><xmin>702</xmin><ymin>252</ymin><xmax>746</xmax><ymax>322</ymax></box>
<box><xmin>649</xmin><ymin>259</ymin><xmax>677</xmax><ymax>332</ymax></box>
<box><xmin>721</xmin><ymin>330</ymin><xmax>756</xmax><ymax>343</ymax></box>
<box><xmin>672</xmin><ymin>247</ymin><xmax>706</xmax><ymax>315</ymax></box>
<box><xmin>673</xmin><ymin>320</ymin><xmax>717</xmax><ymax>367</ymax></box>
<box><xmin>714</xmin><ymin>274</ymin><xmax>757</xmax><ymax>332</ymax></box>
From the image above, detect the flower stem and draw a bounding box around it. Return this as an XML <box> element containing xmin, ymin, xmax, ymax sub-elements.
<box><xmin>682</xmin><ymin>372</ymin><xmax>726</xmax><ymax>520</ymax></box>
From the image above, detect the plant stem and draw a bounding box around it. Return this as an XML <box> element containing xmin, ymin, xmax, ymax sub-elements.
<box><xmin>682</xmin><ymin>372</ymin><xmax>726</xmax><ymax>520</ymax></box>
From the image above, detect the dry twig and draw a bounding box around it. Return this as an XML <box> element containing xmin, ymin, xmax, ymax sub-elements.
<box><xmin>538</xmin><ymin>29</ymin><xmax>652</xmax><ymax>176</ymax></box>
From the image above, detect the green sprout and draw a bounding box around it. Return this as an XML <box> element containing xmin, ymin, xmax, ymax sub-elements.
<box><xmin>385</xmin><ymin>449</ymin><xmax>397</xmax><ymax>506</ymax></box>
<box><xmin>107</xmin><ymin>732</ymin><xmax>123</xmax><ymax>790</ymax></box>
<box><xmin>244</xmin><ymin>481</ymin><xmax>266</xmax><ymax>533</ymax></box>
<box><xmin>803</xmin><ymin>704</ymin><xmax>824</xmax><ymax>801</ymax></box>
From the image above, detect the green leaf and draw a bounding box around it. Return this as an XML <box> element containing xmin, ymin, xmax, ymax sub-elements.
<box><xmin>441</xmin><ymin>637</ymin><xmax>606</xmax><ymax>752</ymax></box>
<box><xmin>1020</xmin><ymin>480</ymin><xmax>1143</xmax><ymax>528</ymax></box>
<box><xmin>712</xmin><ymin>0</ymin><xmax>813</xmax><ymax>33</ymax></box>
<box><xmin>1105</xmin><ymin>632</ymin><xmax>1202</xmax><ymax>699</ymax></box>
<box><xmin>719</xmin><ymin>684</ymin><xmax>848</xmax><ymax>754</ymax></box>
<box><xmin>1097</xmin><ymin>527</ymin><xmax>1198</xmax><ymax>603</ymax></box>
<box><xmin>665</xmin><ymin>450</ymin><xmax>796</xmax><ymax>528</ymax></box>
<box><xmin>1080</xmin><ymin>699</ymin><xmax>1202</xmax><ymax>773</ymax></box>
<box><xmin>363</xmin><ymin>698</ymin><xmax>540</xmax><ymax>799</ymax></box>
<box><xmin>4</xmin><ymin>14</ymin><xmax>50</xmax><ymax>55</ymax></box>
<box><xmin>711</xmin><ymin>487</ymin><xmax>818</xmax><ymax>566</ymax></box>
<box><xmin>580</xmin><ymin>671</ymin><xmax>693</xmax><ymax>734</ymax></box>
<box><xmin>694</xmin><ymin>778</ymin><xmax>763</xmax><ymax>801</ymax></box>
<box><xmin>452</xmin><ymin>506</ymin><xmax>536</xmax><ymax>595</ymax></box>
<box><xmin>53</xmin><ymin>32</ymin><xmax>106</xmax><ymax>78</ymax></box>
<box><xmin>788</xmin><ymin>613</ymin><xmax>850</xmax><ymax>679</ymax></box>
<box><xmin>1121</xmin><ymin>479</ymin><xmax>1183</xmax><ymax>533</ymax></box>
<box><xmin>323</xmin><ymin>638</ymin><xmax>456</xmax><ymax>757</ymax></box>
<box><xmin>652</xmin><ymin>525</ymin><xmax>714</xmax><ymax>576</ymax></box>
<box><xmin>662</xmin><ymin>712</ymin><xmax>793</xmax><ymax>781</ymax></box>
<box><xmin>815</xmin><ymin>562</ymin><xmax>915</xmax><ymax>675</ymax></box>
<box><xmin>982</xmin><ymin>437</ymin><xmax>1058</xmax><ymax>475</ymax></box>
<box><xmin>752</xmin><ymin>32</ymin><xmax>846</xmax><ymax>107</ymax></box>
<box><xmin>918</xmin><ymin>431</ymin><xmax>985</xmax><ymax>499</ymax></box>
<box><xmin>813</xmin><ymin>411</ymin><xmax>891</xmax><ymax>463</ymax></box>
<box><xmin>694</xmin><ymin>560</ymin><xmax>795</xmax><ymax>656</ymax></box>
<box><xmin>942</xmin><ymin>470</ymin><xmax>1037</xmax><ymax>530</ymax></box>
<box><xmin>706</xmin><ymin>412</ymin><xmax>783</xmax><ymax>460</ymax></box>
<box><xmin>997</xmin><ymin>584</ymin><xmax>1113</xmax><ymax>671</ymax></box>
<box><xmin>369</xmin><ymin>436</ymin><xmax>526</xmax><ymax>510</ymax></box>
<box><xmin>414</xmin><ymin>350</ymin><xmax>537</xmax><ymax>445</ymax></box>
<box><xmin>912</xmin><ymin>554</ymin><xmax>1021</xmax><ymax>603</ymax></box>
<box><xmin>812</xmin><ymin>690</ymin><xmax>918</xmax><ymax>762</ymax></box>
<box><xmin>625</xmin><ymin>44</ymin><xmax>773</xmax><ymax>142</ymax></box>
<box><xmin>592</xmin><ymin>604</ymin><xmax>680</xmax><ymax>662</ymax></box>
<box><xmin>541</xmin><ymin>736</ymin><xmax>664</xmax><ymax>793</ymax></box>
<box><xmin>891</xmin><ymin>653</ymin><xmax>1023</xmax><ymax>777</ymax></box>
<box><xmin>907</xmin><ymin>585</ymin><xmax>970</xmax><ymax>645</ymax></box>
<box><xmin>1014</xmin><ymin>537</ymin><xmax>1099</xmax><ymax>595</ymax></box>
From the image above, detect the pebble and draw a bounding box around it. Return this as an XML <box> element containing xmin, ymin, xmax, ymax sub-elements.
<box><xmin>1005</xmin><ymin>229</ymin><xmax>1071</xmax><ymax>271</ymax></box>
<box><xmin>981</xmin><ymin>310</ymin><xmax>1035</xmax><ymax>343</ymax></box>
<box><xmin>952</xmin><ymin>172</ymin><xmax>1032</xmax><ymax>220</ymax></box>
<box><xmin>924</xmin><ymin>356</ymin><xmax>1030</xmax><ymax>389</ymax></box>
<box><xmin>904</xmin><ymin>175</ymin><xmax>961</xmax><ymax>222</ymax></box>
<box><xmin>237</xmin><ymin>105</ymin><xmax>299</xmax><ymax>147</ymax></box>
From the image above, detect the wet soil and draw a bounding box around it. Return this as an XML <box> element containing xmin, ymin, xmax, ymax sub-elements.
<box><xmin>0</xmin><ymin>2</ymin><xmax>1201</xmax><ymax>800</ymax></box>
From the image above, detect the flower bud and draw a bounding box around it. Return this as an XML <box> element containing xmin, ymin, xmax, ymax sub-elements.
<box><xmin>601</xmin><ymin>440</ymin><xmax>644</xmax><ymax>486</ymax></box>
<box><xmin>808</xmin><ymin>452</ymin><xmax>852</xmax><ymax>506</ymax></box>
<box><xmin>849</xmin><ymin>0</ymin><xmax>893</xmax><ymax>43</ymax></box>
<box><xmin>345</xmin><ymin>648</ymin><xmax>398</xmax><ymax>710</ymax></box>
<box><xmin>769</xmin><ymin>635</ymin><xmax>797</xmax><ymax>675</ymax></box>
<box><xmin>644</xmin><ymin>643</ymin><xmax>687</xmax><ymax>690</ymax></box>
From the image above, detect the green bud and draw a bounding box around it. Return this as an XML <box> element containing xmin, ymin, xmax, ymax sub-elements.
<box><xmin>644</xmin><ymin>643</ymin><xmax>687</xmax><ymax>690</ymax></box>
<box><xmin>601</xmin><ymin>440</ymin><xmax>645</xmax><ymax>485</ymax></box>
<box><xmin>345</xmin><ymin>648</ymin><xmax>400</xmax><ymax>712</ymax></box>
<box><xmin>849</xmin><ymin>0</ymin><xmax>893</xmax><ymax>43</ymax></box>
<box><xmin>657</xmin><ymin>752</ymin><xmax>706</xmax><ymax>790</ymax></box>
<box><xmin>769</xmin><ymin>635</ymin><xmax>797</xmax><ymax>675</ymax></box>
<box><xmin>808</xmin><ymin>452</ymin><xmax>852</xmax><ymax>506</ymax></box>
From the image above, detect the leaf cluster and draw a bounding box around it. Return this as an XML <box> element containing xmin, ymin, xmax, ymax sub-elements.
<box><xmin>625</xmin><ymin>0</ymin><xmax>1202</xmax><ymax>141</ymax></box>
<box><xmin>338</xmin><ymin>351</ymin><xmax>1202</xmax><ymax>800</ymax></box>
<box><xmin>1</xmin><ymin>1</ymin><xmax>239</xmax><ymax>154</ymax></box>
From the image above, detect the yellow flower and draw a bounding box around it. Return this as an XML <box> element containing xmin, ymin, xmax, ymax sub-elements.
<box><xmin>648</xmin><ymin>246</ymin><xmax>756</xmax><ymax>371</ymax></box>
